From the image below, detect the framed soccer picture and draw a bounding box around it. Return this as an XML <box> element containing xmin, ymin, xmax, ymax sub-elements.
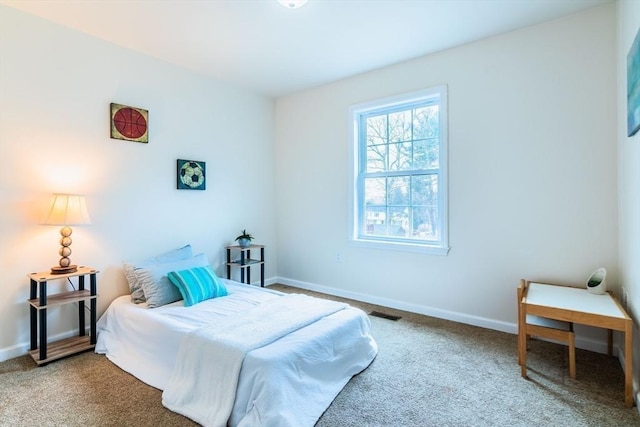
<box><xmin>110</xmin><ymin>103</ymin><xmax>149</xmax><ymax>143</ymax></box>
<box><xmin>177</xmin><ymin>159</ymin><xmax>206</xmax><ymax>190</ymax></box>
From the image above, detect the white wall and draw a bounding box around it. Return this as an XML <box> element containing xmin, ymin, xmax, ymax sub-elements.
<box><xmin>0</xmin><ymin>6</ymin><xmax>277</xmax><ymax>360</ymax></box>
<box><xmin>275</xmin><ymin>5</ymin><xmax>617</xmax><ymax>344</ymax></box>
<box><xmin>0</xmin><ymin>2</ymin><xmax>628</xmax><ymax>380</ymax></box>
<box><xmin>616</xmin><ymin>0</ymin><xmax>640</xmax><ymax>408</ymax></box>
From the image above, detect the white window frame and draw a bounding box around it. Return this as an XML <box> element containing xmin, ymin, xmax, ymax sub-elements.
<box><xmin>348</xmin><ymin>86</ymin><xmax>449</xmax><ymax>255</ymax></box>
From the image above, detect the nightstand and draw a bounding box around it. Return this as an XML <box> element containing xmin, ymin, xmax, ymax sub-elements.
<box><xmin>27</xmin><ymin>266</ymin><xmax>98</xmax><ymax>365</ymax></box>
<box><xmin>225</xmin><ymin>244</ymin><xmax>265</xmax><ymax>287</ymax></box>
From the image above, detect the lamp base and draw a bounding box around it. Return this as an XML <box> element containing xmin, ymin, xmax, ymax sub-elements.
<box><xmin>50</xmin><ymin>265</ymin><xmax>78</xmax><ymax>275</ymax></box>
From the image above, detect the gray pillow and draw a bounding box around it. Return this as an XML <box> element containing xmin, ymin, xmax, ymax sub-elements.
<box><xmin>136</xmin><ymin>253</ymin><xmax>209</xmax><ymax>308</ymax></box>
<box><xmin>123</xmin><ymin>244</ymin><xmax>193</xmax><ymax>303</ymax></box>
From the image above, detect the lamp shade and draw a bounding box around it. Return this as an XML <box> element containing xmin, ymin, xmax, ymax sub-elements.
<box><xmin>44</xmin><ymin>194</ymin><xmax>92</xmax><ymax>226</ymax></box>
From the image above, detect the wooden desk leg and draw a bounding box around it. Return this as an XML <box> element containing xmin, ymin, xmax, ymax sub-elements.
<box><xmin>568</xmin><ymin>333</ymin><xmax>576</xmax><ymax>379</ymax></box>
<box><xmin>624</xmin><ymin>320</ymin><xmax>633</xmax><ymax>407</ymax></box>
<box><xmin>607</xmin><ymin>329</ymin><xmax>613</xmax><ymax>358</ymax></box>
<box><xmin>519</xmin><ymin>304</ymin><xmax>527</xmax><ymax>378</ymax></box>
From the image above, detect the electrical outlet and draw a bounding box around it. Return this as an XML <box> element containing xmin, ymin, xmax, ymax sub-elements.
<box><xmin>621</xmin><ymin>287</ymin><xmax>628</xmax><ymax>308</ymax></box>
<box><xmin>336</xmin><ymin>251</ymin><xmax>343</xmax><ymax>263</ymax></box>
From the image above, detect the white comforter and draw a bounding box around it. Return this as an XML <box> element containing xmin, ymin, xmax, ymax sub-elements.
<box><xmin>163</xmin><ymin>294</ymin><xmax>348</xmax><ymax>427</ymax></box>
<box><xmin>95</xmin><ymin>280</ymin><xmax>378</xmax><ymax>427</ymax></box>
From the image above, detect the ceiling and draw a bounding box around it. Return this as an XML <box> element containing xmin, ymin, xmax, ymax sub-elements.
<box><xmin>1</xmin><ymin>0</ymin><xmax>612</xmax><ymax>98</ymax></box>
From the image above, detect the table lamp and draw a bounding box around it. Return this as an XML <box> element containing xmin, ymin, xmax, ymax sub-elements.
<box><xmin>44</xmin><ymin>193</ymin><xmax>92</xmax><ymax>274</ymax></box>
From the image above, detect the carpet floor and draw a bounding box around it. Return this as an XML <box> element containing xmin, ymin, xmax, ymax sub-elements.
<box><xmin>1</xmin><ymin>284</ymin><xmax>638</xmax><ymax>426</ymax></box>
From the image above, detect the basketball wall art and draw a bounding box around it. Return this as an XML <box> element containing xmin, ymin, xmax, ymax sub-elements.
<box><xmin>110</xmin><ymin>103</ymin><xmax>149</xmax><ymax>143</ymax></box>
<box><xmin>177</xmin><ymin>159</ymin><xmax>206</xmax><ymax>190</ymax></box>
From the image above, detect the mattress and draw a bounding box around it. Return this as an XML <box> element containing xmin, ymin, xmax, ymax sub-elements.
<box><xmin>95</xmin><ymin>280</ymin><xmax>378</xmax><ymax>426</ymax></box>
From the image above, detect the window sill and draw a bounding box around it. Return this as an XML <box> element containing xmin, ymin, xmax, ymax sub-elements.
<box><xmin>349</xmin><ymin>238</ymin><xmax>450</xmax><ymax>255</ymax></box>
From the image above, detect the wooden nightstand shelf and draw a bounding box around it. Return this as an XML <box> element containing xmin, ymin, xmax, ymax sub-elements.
<box><xmin>225</xmin><ymin>244</ymin><xmax>265</xmax><ymax>287</ymax></box>
<box><xmin>27</xmin><ymin>266</ymin><xmax>99</xmax><ymax>365</ymax></box>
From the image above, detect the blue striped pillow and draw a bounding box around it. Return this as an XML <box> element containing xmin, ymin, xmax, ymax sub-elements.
<box><xmin>167</xmin><ymin>265</ymin><xmax>228</xmax><ymax>307</ymax></box>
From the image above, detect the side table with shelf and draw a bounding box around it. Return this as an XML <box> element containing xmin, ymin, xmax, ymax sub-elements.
<box><xmin>27</xmin><ymin>266</ymin><xmax>98</xmax><ymax>365</ymax></box>
<box><xmin>226</xmin><ymin>244</ymin><xmax>264</xmax><ymax>287</ymax></box>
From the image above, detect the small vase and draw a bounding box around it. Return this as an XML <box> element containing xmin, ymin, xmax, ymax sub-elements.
<box><xmin>586</xmin><ymin>267</ymin><xmax>607</xmax><ymax>295</ymax></box>
<box><xmin>238</xmin><ymin>238</ymin><xmax>251</xmax><ymax>248</ymax></box>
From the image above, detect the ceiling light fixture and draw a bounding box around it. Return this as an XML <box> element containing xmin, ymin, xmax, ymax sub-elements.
<box><xmin>277</xmin><ymin>0</ymin><xmax>308</xmax><ymax>9</ymax></box>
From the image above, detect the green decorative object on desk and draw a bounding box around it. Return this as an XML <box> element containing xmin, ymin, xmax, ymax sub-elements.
<box><xmin>235</xmin><ymin>229</ymin><xmax>254</xmax><ymax>248</ymax></box>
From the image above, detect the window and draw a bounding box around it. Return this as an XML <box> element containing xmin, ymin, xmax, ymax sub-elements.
<box><xmin>349</xmin><ymin>86</ymin><xmax>449</xmax><ymax>254</ymax></box>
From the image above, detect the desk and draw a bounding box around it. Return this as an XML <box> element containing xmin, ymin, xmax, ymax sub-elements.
<box><xmin>28</xmin><ymin>267</ymin><xmax>98</xmax><ymax>365</ymax></box>
<box><xmin>225</xmin><ymin>244</ymin><xmax>265</xmax><ymax>287</ymax></box>
<box><xmin>518</xmin><ymin>281</ymin><xmax>633</xmax><ymax>407</ymax></box>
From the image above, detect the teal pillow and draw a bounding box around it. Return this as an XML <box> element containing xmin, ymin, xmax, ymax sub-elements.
<box><xmin>167</xmin><ymin>265</ymin><xmax>228</xmax><ymax>307</ymax></box>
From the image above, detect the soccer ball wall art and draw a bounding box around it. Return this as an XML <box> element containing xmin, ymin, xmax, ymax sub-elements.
<box><xmin>177</xmin><ymin>159</ymin><xmax>206</xmax><ymax>190</ymax></box>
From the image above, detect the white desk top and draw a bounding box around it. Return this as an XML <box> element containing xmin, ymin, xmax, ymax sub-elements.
<box><xmin>526</xmin><ymin>282</ymin><xmax>625</xmax><ymax>319</ymax></box>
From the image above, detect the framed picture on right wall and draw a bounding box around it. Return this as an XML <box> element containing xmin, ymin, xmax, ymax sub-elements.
<box><xmin>627</xmin><ymin>26</ymin><xmax>640</xmax><ymax>137</ymax></box>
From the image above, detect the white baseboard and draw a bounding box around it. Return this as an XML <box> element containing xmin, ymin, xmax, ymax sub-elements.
<box><xmin>274</xmin><ymin>276</ymin><xmax>515</xmax><ymax>332</ymax></box>
<box><xmin>0</xmin><ymin>342</ymin><xmax>30</xmax><ymax>362</ymax></box>
<box><xmin>273</xmin><ymin>276</ymin><xmax>620</xmax><ymax>357</ymax></box>
<box><xmin>0</xmin><ymin>328</ymin><xmax>90</xmax><ymax>363</ymax></box>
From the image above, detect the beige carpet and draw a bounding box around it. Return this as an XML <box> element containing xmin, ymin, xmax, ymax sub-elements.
<box><xmin>1</xmin><ymin>284</ymin><xmax>638</xmax><ymax>426</ymax></box>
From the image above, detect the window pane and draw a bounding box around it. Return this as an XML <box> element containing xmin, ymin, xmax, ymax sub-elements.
<box><xmin>413</xmin><ymin>140</ymin><xmax>428</xmax><ymax>170</ymax></box>
<box><xmin>366</xmin><ymin>146</ymin><xmax>386</xmax><ymax>172</ymax></box>
<box><xmin>412</xmin><ymin>206</ymin><xmax>439</xmax><ymax>240</ymax></box>
<box><xmin>413</xmin><ymin>105</ymin><xmax>439</xmax><ymax>139</ymax></box>
<box><xmin>366</xmin><ymin>114</ymin><xmax>387</xmax><ymax>146</ymax></box>
<box><xmin>411</xmin><ymin>175</ymin><xmax>438</xmax><ymax>240</ymax></box>
<box><xmin>388</xmin><ymin>142</ymin><xmax>412</xmax><ymax>171</ymax></box>
<box><xmin>388</xmin><ymin>176</ymin><xmax>409</xmax><ymax>206</ymax></box>
<box><xmin>388</xmin><ymin>207</ymin><xmax>409</xmax><ymax>237</ymax></box>
<box><xmin>389</xmin><ymin>110</ymin><xmax>412</xmax><ymax>142</ymax></box>
<box><xmin>426</xmin><ymin>137</ymin><xmax>439</xmax><ymax>168</ymax></box>
<box><xmin>364</xmin><ymin>177</ymin><xmax>386</xmax><ymax>206</ymax></box>
<box><xmin>364</xmin><ymin>176</ymin><xmax>387</xmax><ymax>238</ymax></box>
<box><xmin>413</xmin><ymin>138</ymin><xmax>439</xmax><ymax>169</ymax></box>
<box><xmin>412</xmin><ymin>174</ymin><xmax>438</xmax><ymax>205</ymax></box>
<box><xmin>364</xmin><ymin>208</ymin><xmax>388</xmax><ymax>237</ymax></box>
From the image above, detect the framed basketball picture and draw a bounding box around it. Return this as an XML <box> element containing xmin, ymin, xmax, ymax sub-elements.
<box><xmin>110</xmin><ymin>103</ymin><xmax>149</xmax><ymax>143</ymax></box>
<box><xmin>177</xmin><ymin>159</ymin><xmax>206</xmax><ymax>190</ymax></box>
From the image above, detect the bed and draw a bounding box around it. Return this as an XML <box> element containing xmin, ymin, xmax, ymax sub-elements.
<box><xmin>95</xmin><ymin>278</ymin><xmax>378</xmax><ymax>427</ymax></box>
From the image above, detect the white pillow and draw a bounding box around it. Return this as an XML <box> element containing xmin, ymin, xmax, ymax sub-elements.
<box><xmin>123</xmin><ymin>244</ymin><xmax>193</xmax><ymax>303</ymax></box>
<box><xmin>136</xmin><ymin>253</ymin><xmax>209</xmax><ymax>308</ymax></box>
